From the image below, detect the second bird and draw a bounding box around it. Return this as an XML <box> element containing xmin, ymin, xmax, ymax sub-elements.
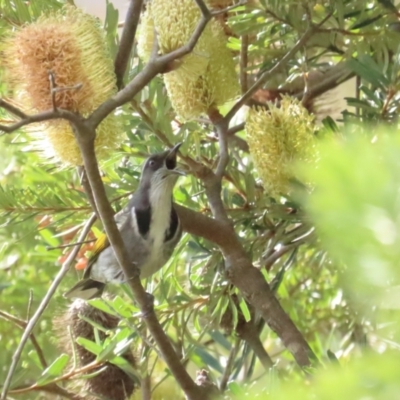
<box><xmin>64</xmin><ymin>143</ymin><xmax>183</xmax><ymax>300</ymax></box>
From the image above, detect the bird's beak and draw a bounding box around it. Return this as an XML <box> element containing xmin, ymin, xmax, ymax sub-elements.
<box><xmin>168</xmin><ymin>142</ymin><xmax>182</xmax><ymax>158</ymax></box>
<box><xmin>165</xmin><ymin>142</ymin><xmax>185</xmax><ymax>176</ymax></box>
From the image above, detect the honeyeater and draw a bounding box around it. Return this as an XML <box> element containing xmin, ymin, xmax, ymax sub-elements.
<box><xmin>64</xmin><ymin>143</ymin><xmax>183</xmax><ymax>299</ymax></box>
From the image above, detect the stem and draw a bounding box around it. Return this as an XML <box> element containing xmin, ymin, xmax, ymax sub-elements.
<box><xmin>75</xmin><ymin>132</ymin><xmax>206</xmax><ymax>400</ymax></box>
<box><xmin>0</xmin><ymin>214</ymin><xmax>96</xmax><ymax>400</ymax></box>
<box><xmin>114</xmin><ymin>0</ymin><xmax>144</xmax><ymax>90</ymax></box>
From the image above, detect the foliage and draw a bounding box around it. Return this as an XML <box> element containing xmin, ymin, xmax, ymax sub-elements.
<box><xmin>1</xmin><ymin>0</ymin><xmax>400</xmax><ymax>399</ymax></box>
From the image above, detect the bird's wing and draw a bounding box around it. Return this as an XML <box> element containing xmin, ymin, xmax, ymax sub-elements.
<box><xmin>82</xmin><ymin>207</ymin><xmax>131</xmax><ymax>279</ymax></box>
<box><xmin>83</xmin><ymin>232</ymin><xmax>110</xmax><ymax>279</ymax></box>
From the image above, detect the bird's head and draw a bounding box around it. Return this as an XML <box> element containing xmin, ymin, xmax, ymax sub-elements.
<box><xmin>140</xmin><ymin>143</ymin><xmax>184</xmax><ymax>194</ymax></box>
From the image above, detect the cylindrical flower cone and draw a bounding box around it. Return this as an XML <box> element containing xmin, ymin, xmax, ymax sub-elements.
<box><xmin>137</xmin><ymin>0</ymin><xmax>239</xmax><ymax>120</ymax></box>
<box><xmin>246</xmin><ymin>96</ymin><xmax>317</xmax><ymax>197</ymax></box>
<box><xmin>2</xmin><ymin>6</ymin><xmax>122</xmax><ymax>166</ymax></box>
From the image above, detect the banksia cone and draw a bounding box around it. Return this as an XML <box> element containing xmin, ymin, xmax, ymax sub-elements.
<box><xmin>246</xmin><ymin>96</ymin><xmax>317</xmax><ymax>197</ymax></box>
<box><xmin>54</xmin><ymin>299</ymin><xmax>136</xmax><ymax>400</ymax></box>
<box><xmin>2</xmin><ymin>6</ymin><xmax>122</xmax><ymax>166</ymax></box>
<box><xmin>137</xmin><ymin>0</ymin><xmax>239</xmax><ymax>120</ymax></box>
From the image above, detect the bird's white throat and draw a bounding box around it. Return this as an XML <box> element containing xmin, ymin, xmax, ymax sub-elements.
<box><xmin>148</xmin><ymin>180</ymin><xmax>173</xmax><ymax>246</ymax></box>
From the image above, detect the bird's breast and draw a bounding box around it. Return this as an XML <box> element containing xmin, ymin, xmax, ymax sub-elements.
<box><xmin>139</xmin><ymin>202</ymin><xmax>173</xmax><ymax>278</ymax></box>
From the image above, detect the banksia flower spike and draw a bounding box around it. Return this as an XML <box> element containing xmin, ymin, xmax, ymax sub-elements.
<box><xmin>137</xmin><ymin>0</ymin><xmax>239</xmax><ymax>121</ymax></box>
<box><xmin>2</xmin><ymin>6</ymin><xmax>122</xmax><ymax>166</ymax></box>
<box><xmin>246</xmin><ymin>96</ymin><xmax>317</xmax><ymax>197</ymax></box>
<box><xmin>54</xmin><ymin>299</ymin><xmax>137</xmax><ymax>400</ymax></box>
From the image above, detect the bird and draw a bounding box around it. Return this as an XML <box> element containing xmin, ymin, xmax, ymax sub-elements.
<box><xmin>64</xmin><ymin>143</ymin><xmax>184</xmax><ymax>300</ymax></box>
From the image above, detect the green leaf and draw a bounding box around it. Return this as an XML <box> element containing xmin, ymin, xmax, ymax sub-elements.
<box><xmin>76</xmin><ymin>337</ymin><xmax>102</xmax><ymax>356</ymax></box>
<box><xmin>194</xmin><ymin>347</ymin><xmax>223</xmax><ymax>373</ymax></box>
<box><xmin>36</xmin><ymin>354</ymin><xmax>69</xmax><ymax>386</ymax></box>
<box><xmin>239</xmin><ymin>298</ymin><xmax>251</xmax><ymax>323</ymax></box>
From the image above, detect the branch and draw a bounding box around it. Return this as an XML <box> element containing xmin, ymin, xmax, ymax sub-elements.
<box><xmin>236</xmin><ymin>319</ymin><xmax>274</xmax><ymax>370</ymax></box>
<box><xmin>175</xmin><ymin>204</ymin><xmax>315</xmax><ymax>367</ymax></box>
<box><xmin>203</xmin><ymin>110</ymin><xmax>230</xmax><ymax>221</ymax></box>
<box><xmin>9</xmin><ymin>360</ymin><xmax>101</xmax><ymax>395</ymax></box>
<box><xmin>0</xmin><ymin>214</ymin><xmax>96</xmax><ymax>400</ymax></box>
<box><xmin>89</xmin><ymin>0</ymin><xmax>214</xmax><ymax>129</ymax></box>
<box><xmin>0</xmin><ymin>99</ymin><xmax>28</xmax><ymax>119</ymax></box>
<box><xmin>141</xmin><ymin>374</ymin><xmax>152</xmax><ymax>400</ymax></box>
<box><xmin>0</xmin><ymin>99</ymin><xmax>81</xmax><ymax>134</ymax></box>
<box><xmin>73</xmin><ymin>127</ymin><xmax>206</xmax><ymax>400</ymax></box>
<box><xmin>224</xmin><ymin>20</ymin><xmax>326</xmax><ymax>123</ymax></box>
<box><xmin>219</xmin><ymin>337</ymin><xmax>241</xmax><ymax>392</ymax></box>
<box><xmin>10</xmin><ymin>382</ymin><xmax>83</xmax><ymax>400</ymax></box>
<box><xmin>239</xmin><ymin>35</ymin><xmax>249</xmax><ymax>94</ymax></box>
<box><xmin>0</xmin><ymin>310</ymin><xmax>47</xmax><ymax>369</ymax></box>
<box><xmin>78</xmin><ymin>166</ymin><xmax>99</xmax><ymax>218</ymax></box>
<box><xmin>114</xmin><ymin>0</ymin><xmax>144</xmax><ymax>90</ymax></box>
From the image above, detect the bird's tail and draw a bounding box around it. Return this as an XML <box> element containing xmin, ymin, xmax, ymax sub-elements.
<box><xmin>63</xmin><ymin>278</ymin><xmax>105</xmax><ymax>300</ymax></box>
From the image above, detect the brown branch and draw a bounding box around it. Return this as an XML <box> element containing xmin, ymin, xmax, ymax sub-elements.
<box><xmin>1</xmin><ymin>214</ymin><xmax>96</xmax><ymax>400</ymax></box>
<box><xmin>227</xmin><ymin>122</ymin><xmax>245</xmax><ymax>136</ymax></box>
<box><xmin>89</xmin><ymin>0</ymin><xmax>214</xmax><ymax>129</ymax></box>
<box><xmin>114</xmin><ymin>0</ymin><xmax>144</xmax><ymax>90</ymax></box>
<box><xmin>203</xmin><ymin>110</ymin><xmax>231</xmax><ymax>222</ymax></box>
<box><xmin>10</xmin><ymin>382</ymin><xmax>83</xmax><ymax>399</ymax></box>
<box><xmin>0</xmin><ymin>99</ymin><xmax>28</xmax><ymax>119</ymax></box>
<box><xmin>290</xmin><ymin>62</ymin><xmax>354</xmax><ymax>101</ymax></box>
<box><xmin>236</xmin><ymin>320</ymin><xmax>274</xmax><ymax>370</ymax></box>
<box><xmin>78</xmin><ymin>165</ymin><xmax>99</xmax><ymax>218</ymax></box>
<box><xmin>10</xmin><ymin>382</ymin><xmax>82</xmax><ymax>399</ymax></box>
<box><xmin>0</xmin><ymin>103</ymin><xmax>81</xmax><ymax>134</ymax></box>
<box><xmin>73</xmin><ymin>126</ymin><xmax>205</xmax><ymax>400</ymax></box>
<box><xmin>9</xmin><ymin>360</ymin><xmax>101</xmax><ymax>394</ymax></box>
<box><xmin>141</xmin><ymin>374</ymin><xmax>152</xmax><ymax>400</ymax></box>
<box><xmin>175</xmin><ymin>204</ymin><xmax>315</xmax><ymax>367</ymax></box>
<box><xmin>224</xmin><ymin>15</ymin><xmax>332</xmax><ymax>123</ymax></box>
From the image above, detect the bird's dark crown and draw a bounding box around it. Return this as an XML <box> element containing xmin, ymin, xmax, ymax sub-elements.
<box><xmin>139</xmin><ymin>143</ymin><xmax>181</xmax><ymax>189</ymax></box>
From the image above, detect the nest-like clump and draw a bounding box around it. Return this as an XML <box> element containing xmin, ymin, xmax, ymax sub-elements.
<box><xmin>54</xmin><ymin>299</ymin><xmax>136</xmax><ymax>400</ymax></box>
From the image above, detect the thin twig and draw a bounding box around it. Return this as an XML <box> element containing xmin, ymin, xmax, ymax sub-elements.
<box><xmin>219</xmin><ymin>337</ymin><xmax>241</xmax><ymax>392</ymax></box>
<box><xmin>227</xmin><ymin>122</ymin><xmax>245</xmax><ymax>136</ymax></box>
<box><xmin>237</xmin><ymin>319</ymin><xmax>274</xmax><ymax>370</ymax></box>
<box><xmin>10</xmin><ymin>383</ymin><xmax>83</xmax><ymax>399</ymax></box>
<box><xmin>224</xmin><ymin>14</ymin><xmax>332</xmax><ymax>123</ymax></box>
<box><xmin>114</xmin><ymin>0</ymin><xmax>144</xmax><ymax>90</ymax></box>
<box><xmin>211</xmin><ymin>0</ymin><xmax>247</xmax><ymax>16</ymax></box>
<box><xmin>0</xmin><ymin>99</ymin><xmax>28</xmax><ymax>119</ymax></box>
<box><xmin>46</xmin><ymin>239</ymin><xmax>95</xmax><ymax>251</ymax></box>
<box><xmin>26</xmin><ymin>289</ymin><xmax>34</xmax><ymax>322</ymax></box>
<box><xmin>48</xmin><ymin>71</ymin><xmax>57</xmax><ymax>111</ymax></box>
<box><xmin>240</xmin><ymin>35</ymin><xmax>249</xmax><ymax>94</ymax></box>
<box><xmin>0</xmin><ymin>310</ymin><xmax>47</xmax><ymax>369</ymax></box>
<box><xmin>1</xmin><ymin>214</ymin><xmax>96</xmax><ymax>400</ymax></box>
<box><xmin>9</xmin><ymin>360</ymin><xmax>101</xmax><ymax>394</ymax></box>
<box><xmin>0</xmin><ymin>107</ymin><xmax>80</xmax><ymax>134</ymax></box>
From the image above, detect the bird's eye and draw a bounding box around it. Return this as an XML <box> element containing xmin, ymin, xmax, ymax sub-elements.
<box><xmin>166</xmin><ymin>158</ymin><xmax>176</xmax><ymax>170</ymax></box>
<box><xmin>148</xmin><ymin>160</ymin><xmax>156</xmax><ymax>167</ymax></box>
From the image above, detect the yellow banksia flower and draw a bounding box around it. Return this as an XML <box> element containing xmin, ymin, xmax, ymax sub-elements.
<box><xmin>2</xmin><ymin>6</ymin><xmax>122</xmax><ymax>166</ymax></box>
<box><xmin>246</xmin><ymin>96</ymin><xmax>317</xmax><ymax>197</ymax></box>
<box><xmin>137</xmin><ymin>0</ymin><xmax>239</xmax><ymax>120</ymax></box>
